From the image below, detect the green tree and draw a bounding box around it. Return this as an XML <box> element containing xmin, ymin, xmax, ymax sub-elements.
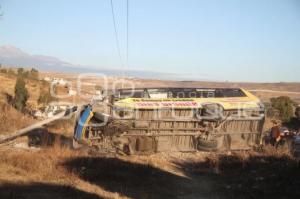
<box><xmin>270</xmin><ymin>96</ymin><xmax>294</xmax><ymax>122</ymax></box>
<box><xmin>14</xmin><ymin>76</ymin><xmax>29</xmax><ymax>111</ymax></box>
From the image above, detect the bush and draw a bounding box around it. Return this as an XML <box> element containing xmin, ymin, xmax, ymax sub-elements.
<box><xmin>14</xmin><ymin>75</ymin><xmax>29</xmax><ymax>111</ymax></box>
<box><xmin>264</xmin><ymin>102</ymin><xmax>280</xmax><ymax>118</ymax></box>
<box><xmin>270</xmin><ymin>96</ymin><xmax>294</xmax><ymax>122</ymax></box>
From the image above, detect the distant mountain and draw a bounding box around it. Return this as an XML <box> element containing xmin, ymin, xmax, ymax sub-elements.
<box><xmin>0</xmin><ymin>45</ymin><xmax>180</xmax><ymax>80</ymax></box>
<box><xmin>0</xmin><ymin>45</ymin><xmax>75</xmax><ymax>72</ymax></box>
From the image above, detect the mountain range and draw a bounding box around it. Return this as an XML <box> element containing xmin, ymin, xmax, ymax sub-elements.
<box><xmin>0</xmin><ymin>45</ymin><xmax>182</xmax><ymax>80</ymax></box>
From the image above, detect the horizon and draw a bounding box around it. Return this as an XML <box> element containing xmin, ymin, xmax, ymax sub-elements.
<box><xmin>0</xmin><ymin>0</ymin><xmax>300</xmax><ymax>82</ymax></box>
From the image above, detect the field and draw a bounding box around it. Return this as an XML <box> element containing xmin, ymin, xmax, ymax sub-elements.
<box><xmin>0</xmin><ymin>71</ymin><xmax>300</xmax><ymax>199</ymax></box>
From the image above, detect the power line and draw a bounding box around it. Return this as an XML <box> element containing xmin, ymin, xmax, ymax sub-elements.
<box><xmin>110</xmin><ymin>0</ymin><xmax>124</xmax><ymax>68</ymax></box>
<box><xmin>126</xmin><ymin>0</ymin><xmax>129</xmax><ymax>69</ymax></box>
<box><xmin>0</xmin><ymin>6</ymin><xmax>3</xmax><ymax>17</ymax></box>
<box><xmin>109</xmin><ymin>0</ymin><xmax>129</xmax><ymax>80</ymax></box>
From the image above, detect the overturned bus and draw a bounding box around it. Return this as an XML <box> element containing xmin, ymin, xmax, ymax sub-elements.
<box><xmin>74</xmin><ymin>88</ymin><xmax>265</xmax><ymax>154</ymax></box>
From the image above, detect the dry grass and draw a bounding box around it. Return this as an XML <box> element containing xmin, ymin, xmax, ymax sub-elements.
<box><xmin>0</xmin><ymin>73</ymin><xmax>42</xmax><ymax>107</ymax></box>
<box><xmin>0</xmin><ymin>74</ymin><xmax>16</xmax><ymax>100</ymax></box>
<box><xmin>0</xmin><ymin>145</ymin><xmax>126</xmax><ymax>199</ymax></box>
<box><xmin>0</xmin><ymin>102</ymin><xmax>35</xmax><ymax>134</ymax></box>
<box><xmin>0</xmin><ymin>143</ymin><xmax>299</xmax><ymax>199</ymax></box>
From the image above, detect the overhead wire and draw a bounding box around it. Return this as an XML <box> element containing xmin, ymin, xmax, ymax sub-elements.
<box><xmin>126</xmin><ymin>0</ymin><xmax>129</xmax><ymax>70</ymax></box>
<box><xmin>110</xmin><ymin>0</ymin><xmax>124</xmax><ymax>69</ymax></box>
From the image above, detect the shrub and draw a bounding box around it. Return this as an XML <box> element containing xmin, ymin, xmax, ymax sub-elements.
<box><xmin>270</xmin><ymin>96</ymin><xmax>294</xmax><ymax>122</ymax></box>
<box><xmin>14</xmin><ymin>75</ymin><xmax>29</xmax><ymax>111</ymax></box>
<box><xmin>264</xmin><ymin>102</ymin><xmax>280</xmax><ymax>118</ymax></box>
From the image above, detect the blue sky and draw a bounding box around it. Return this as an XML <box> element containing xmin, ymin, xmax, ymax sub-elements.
<box><xmin>0</xmin><ymin>0</ymin><xmax>300</xmax><ymax>82</ymax></box>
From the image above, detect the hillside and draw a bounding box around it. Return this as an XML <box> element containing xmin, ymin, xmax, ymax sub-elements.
<box><xmin>0</xmin><ymin>72</ymin><xmax>41</xmax><ymax>134</ymax></box>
